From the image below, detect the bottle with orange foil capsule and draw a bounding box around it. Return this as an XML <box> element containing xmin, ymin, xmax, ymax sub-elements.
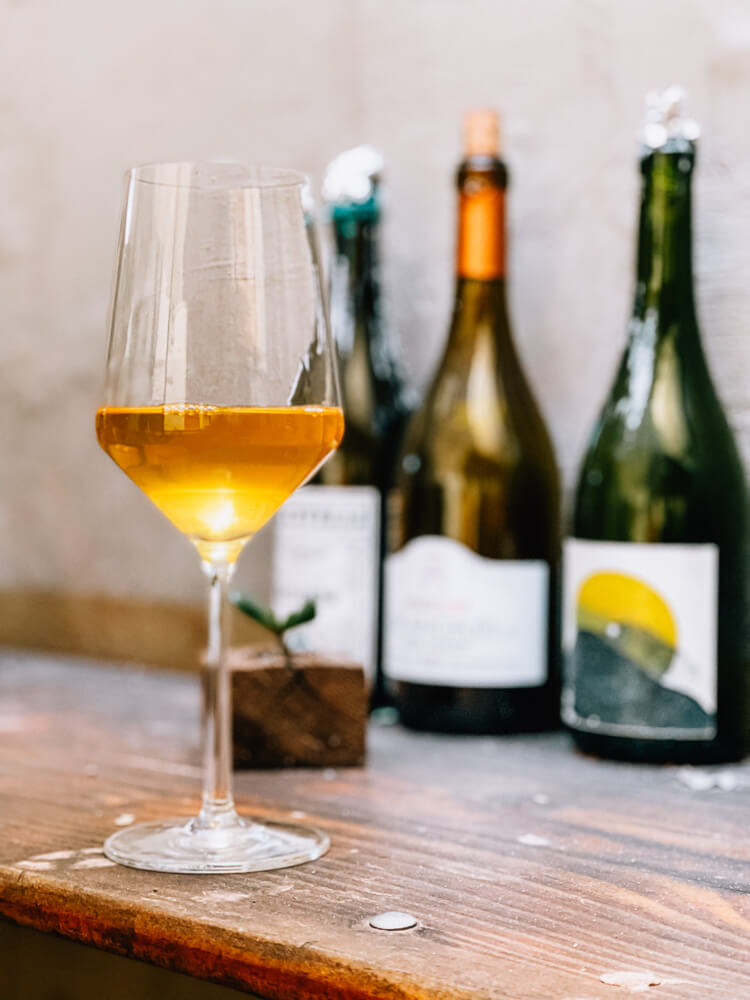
<box><xmin>384</xmin><ymin>110</ymin><xmax>560</xmax><ymax>733</ymax></box>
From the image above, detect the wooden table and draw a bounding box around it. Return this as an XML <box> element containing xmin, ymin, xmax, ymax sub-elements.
<box><xmin>1</xmin><ymin>650</ymin><xmax>749</xmax><ymax>999</ymax></box>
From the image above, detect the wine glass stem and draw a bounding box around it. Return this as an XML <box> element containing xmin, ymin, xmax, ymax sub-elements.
<box><xmin>197</xmin><ymin>562</ymin><xmax>238</xmax><ymax>829</ymax></box>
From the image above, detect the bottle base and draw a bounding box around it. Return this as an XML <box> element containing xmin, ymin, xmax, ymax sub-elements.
<box><xmin>393</xmin><ymin>681</ymin><xmax>559</xmax><ymax>735</ymax></box>
<box><xmin>568</xmin><ymin>728</ymin><xmax>744</xmax><ymax>765</ymax></box>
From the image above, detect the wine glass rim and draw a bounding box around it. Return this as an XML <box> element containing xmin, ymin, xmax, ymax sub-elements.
<box><xmin>128</xmin><ymin>161</ymin><xmax>306</xmax><ymax>191</ymax></box>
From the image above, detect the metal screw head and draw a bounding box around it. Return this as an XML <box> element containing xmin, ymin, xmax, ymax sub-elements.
<box><xmin>369</xmin><ymin>911</ymin><xmax>418</xmax><ymax>931</ymax></box>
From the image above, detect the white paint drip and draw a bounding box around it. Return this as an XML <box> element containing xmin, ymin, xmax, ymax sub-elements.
<box><xmin>601</xmin><ymin>970</ymin><xmax>661</xmax><ymax>990</ymax></box>
<box><xmin>120</xmin><ymin>754</ymin><xmax>201</xmax><ymax>778</ymax></box>
<box><xmin>72</xmin><ymin>857</ymin><xmax>116</xmax><ymax>869</ymax></box>
<box><xmin>677</xmin><ymin>767</ymin><xmax>739</xmax><ymax>792</ymax></box>
<box><xmin>271</xmin><ymin>883</ymin><xmax>294</xmax><ymax>895</ymax></box>
<box><xmin>517</xmin><ymin>833</ymin><xmax>551</xmax><ymax>847</ymax></box>
<box><xmin>114</xmin><ymin>813</ymin><xmax>135</xmax><ymax>826</ymax></box>
<box><xmin>200</xmin><ymin>890</ymin><xmax>248</xmax><ymax>904</ymax></box>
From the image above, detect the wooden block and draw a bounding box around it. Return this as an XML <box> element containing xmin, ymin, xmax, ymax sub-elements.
<box><xmin>230</xmin><ymin>646</ymin><xmax>367</xmax><ymax>768</ymax></box>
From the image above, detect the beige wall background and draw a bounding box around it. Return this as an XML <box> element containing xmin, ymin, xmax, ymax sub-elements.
<box><xmin>2</xmin><ymin>0</ymin><xmax>750</xmax><ymax>621</ymax></box>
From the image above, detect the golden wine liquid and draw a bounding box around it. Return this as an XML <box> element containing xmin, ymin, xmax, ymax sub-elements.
<box><xmin>96</xmin><ymin>405</ymin><xmax>344</xmax><ymax>563</ymax></box>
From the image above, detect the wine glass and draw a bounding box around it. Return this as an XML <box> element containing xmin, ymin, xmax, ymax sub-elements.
<box><xmin>96</xmin><ymin>162</ymin><xmax>343</xmax><ymax>873</ymax></box>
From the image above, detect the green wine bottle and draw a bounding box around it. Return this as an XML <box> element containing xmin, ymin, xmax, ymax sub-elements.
<box><xmin>563</xmin><ymin>88</ymin><xmax>750</xmax><ymax>763</ymax></box>
<box><xmin>384</xmin><ymin>110</ymin><xmax>561</xmax><ymax>734</ymax></box>
<box><xmin>273</xmin><ymin>149</ymin><xmax>410</xmax><ymax>706</ymax></box>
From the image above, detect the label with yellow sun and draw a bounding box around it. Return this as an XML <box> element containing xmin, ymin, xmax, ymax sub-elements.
<box><xmin>562</xmin><ymin>539</ymin><xmax>718</xmax><ymax>740</ymax></box>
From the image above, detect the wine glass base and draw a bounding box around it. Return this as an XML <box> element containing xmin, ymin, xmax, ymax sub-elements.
<box><xmin>104</xmin><ymin>817</ymin><xmax>330</xmax><ymax>874</ymax></box>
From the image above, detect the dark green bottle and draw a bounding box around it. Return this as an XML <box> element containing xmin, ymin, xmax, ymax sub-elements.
<box><xmin>323</xmin><ymin>149</ymin><xmax>412</xmax><ymax>500</ymax></box>
<box><xmin>273</xmin><ymin>149</ymin><xmax>410</xmax><ymax>709</ymax></box>
<box><xmin>563</xmin><ymin>89</ymin><xmax>750</xmax><ymax>763</ymax></box>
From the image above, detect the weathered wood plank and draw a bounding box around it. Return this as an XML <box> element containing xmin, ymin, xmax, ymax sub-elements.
<box><xmin>1</xmin><ymin>650</ymin><xmax>750</xmax><ymax>999</ymax></box>
<box><xmin>0</xmin><ymin>589</ymin><xmax>268</xmax><ymax>671</ymax></box>
<box><xmin>1</xmin><ymin>921</ymin><xmax>255</xmax><ymax>999</ymax></box>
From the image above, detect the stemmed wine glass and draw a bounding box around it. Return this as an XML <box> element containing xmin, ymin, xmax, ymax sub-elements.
<box><xmin>96</xmin><ymin>162</ymin><xmax>343</xmax><ymax>873</ymax></box>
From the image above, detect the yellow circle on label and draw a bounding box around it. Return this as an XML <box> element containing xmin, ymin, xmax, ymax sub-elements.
<box><xmin>577</xmin><ymin>571</ymin><xmax>677</xmax><ymax>650</ymax></box>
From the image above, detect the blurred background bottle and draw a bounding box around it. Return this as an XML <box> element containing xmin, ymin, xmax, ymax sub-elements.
<box><xmin>563</xmin><ymin>89</ymin><xmax>750</xmax><ymax>763</ymax></box>
<box><xmin>384</xmin><ymin>111</ymin><xmax>560</xmax><ymax>733</ymax></box>
<box><xmin>273</xmin><ymin>147</ymin><xmax>411</xmax><ymax>707</ymax></box>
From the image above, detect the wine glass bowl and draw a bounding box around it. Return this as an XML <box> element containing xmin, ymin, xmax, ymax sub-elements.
<box><xmin>96</xmin><ymin>162</ymin><xmax>342</xmax><ymax>872</ymax></box>
<box><xmin>96</xmin><ymin>404</ymin><xmax>344</xmax><ymax>566</ymax></box>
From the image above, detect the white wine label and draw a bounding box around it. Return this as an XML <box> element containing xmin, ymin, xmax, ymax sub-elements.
<box><xmin>272</xmin><ymin>485</ymin><xmax>380</xmax><ymax>682</ymax></box>
<box><xmin>562</xmin><ymin>538</ymin><xmax>719</xmax><ymax>740</ymax></box>
<box><xmin>384</xmin><ymin>536</ymin><xmax>548</xmax><ymax>687</ymax></box>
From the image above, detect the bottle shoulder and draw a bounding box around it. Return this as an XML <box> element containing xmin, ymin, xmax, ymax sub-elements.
<box><xmin>402</xmin><ymin>321</ymin><xmax>556</xmax><ymax>467</ymax></box>
<box><xmin>395</xmin><ymin>387</ymin><xmax>559</xmax><ymax>533</ymax></box>
<box><xmin>339</xmin><ymin>323</ymin><xmax>410</xmax><ymax>436</ymax></box>
<box><xmin>582</xmin><ymin>339</ymin><xmax>741</xmax><ymax>472</ymax></box>
<box><xmin>575</xmin><ymin>368</ymin><xmax>748</xmax><ymax>542</ymax></box>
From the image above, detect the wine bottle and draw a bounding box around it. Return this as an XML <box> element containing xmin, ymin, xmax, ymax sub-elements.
<box><xmin>273</xmin><ymin>148</ymin><xmax>410</xmax><ymax>704</ymax></box>
<box><xmin>563</xmin><ymin>88</ymin><xmax>750</xmax><ymax>763</ymax></box>
<box><xmin>384</xmin><ymin>110</ymin><xmax>560</xmax><ymax>733</ymax></box>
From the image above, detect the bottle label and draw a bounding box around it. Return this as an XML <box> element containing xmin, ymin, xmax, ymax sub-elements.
<box><xmin>272</xmin><ymin>485</ymin><xmax>380</xmax><ymax>682</ymax></box>
<box><xmin>562</xmin><ymin>538</ymin><xmax>719</xmax><ymax>740</ymax></box>
<box><xmin>384</xmin><ymin>536</ymin><xmax>548</xmax><ymax>687</ymax></box>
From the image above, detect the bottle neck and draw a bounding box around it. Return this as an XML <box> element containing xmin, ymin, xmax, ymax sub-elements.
<box><xmin>451</xmin><ymin>157</ymin><xmax>511</xmax><ymax>340</ymax></box>
<box><xmin>329</xmin><ymin>195</ymin><xmax>405</xmax><ymax>442</ymax></box>
<box><xmin>456</xmin><ymin>157</ymin><xmax>506</xmax><ymax>281</ymax></box>
<box><xmin>331</xmin><ymin>198</ymin><xmax>381</xmax><ymax>348</ymax></box>
<box><xmin>633</xmin><ymin>148</ymin><xmax>698</xmax><ymax>337</ymax></box>
<box><xmin>612</xmin><ymin>145</ymin><xmax>711</xmax><ymax>438</ymax></box>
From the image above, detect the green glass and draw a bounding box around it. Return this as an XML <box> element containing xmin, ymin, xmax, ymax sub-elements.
<box><xmin>315</xmin><ymin>184</ymin><xmax>409</xmax><ymax>709</ymax></box>
<box><xmin>320</xmin><ymin>191</ymin><xmax>410</xmax><ymax>492</ymax></box>
<box><xmin>567</xmin><ymin>118</ymin><xmax>750</xmax><ymax>762</ymax></box>
<box><xmin>388</xmin><ymin>143</ymin><xmax>560</xmax><ymax>734</ymax></box>
<box><xmin>273</xmin><ymin>146</ymin><xmax>408</xmax><ymax>708</ymax></box>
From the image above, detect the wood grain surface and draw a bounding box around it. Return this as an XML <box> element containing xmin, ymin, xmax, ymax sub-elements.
<box><xmin>231</xmin><ymin>647</ymin><xmax>367</xmax><ymax>768</ymax></box>
<box><xmin>1</xmin><ymin>650</ymin><xmax>750</xmax><ymax>999</ymax></box>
